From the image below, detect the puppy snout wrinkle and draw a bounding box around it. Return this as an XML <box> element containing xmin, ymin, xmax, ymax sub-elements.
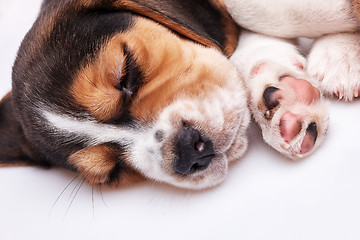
<box><xmin>174</xmin><ymin>125</ymin><xmax>215</xmax><ymax>175</ymax></box>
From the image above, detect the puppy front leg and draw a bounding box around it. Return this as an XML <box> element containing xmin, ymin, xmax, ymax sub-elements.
<box><xmin>224</xmin><ymin>0</ymin><xmax>359</xmax><ymax>38</ymax></box>
<box><xmin>307</xmin><ymin>32</ymin><xmax>360</xmax><ymax>101</ymax></box>
<box><xmin>231</xmin><ymin>31</ymin><xmax>329</xmax><ymax>160</ymax></box>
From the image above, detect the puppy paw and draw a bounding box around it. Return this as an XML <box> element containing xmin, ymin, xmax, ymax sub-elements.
<box><xmin>307</xmin><ymin>33</ymin><xmax>360</xmax><ymax>101</ymax></box>
<box><xmin>246</xmin><ymin>61</ymin><xmax>329</xmax><ymax>160</ymax></box>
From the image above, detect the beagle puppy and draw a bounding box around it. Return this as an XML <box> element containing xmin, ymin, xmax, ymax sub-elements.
<box><xmin>0</xmin><ymin>0</ymin><xmax>250</xmax><ymax>190</ymax></box>
<box><xmin>1</xmin><ymin>0</ymin><xmax>359</xmax><ymax>189</ymax></box>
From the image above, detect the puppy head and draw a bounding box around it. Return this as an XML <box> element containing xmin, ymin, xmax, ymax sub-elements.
<box><xmin>39</xmin><ymin>17</ymin><xmax>250</xmax><ymax>189</ymax></box>
<box><xmin>247</xmin><ymin>61</ymin><xmax>329</xmax><ymax>160</ymax></box>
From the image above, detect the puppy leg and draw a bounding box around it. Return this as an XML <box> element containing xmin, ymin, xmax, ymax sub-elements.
<box><xmin>231</xmin><ymin>31</ymin><xmax>329</xmax><ymax>160</ymax></box>
<box><xmin>224</xmin><ymin>0</ymin><xmax>359</xmax><ymax>38</ymax></box>
<box><xmin>307</xmin><ymin>33</ymin><xmax>360</xmax><ymax>101</ymax></box>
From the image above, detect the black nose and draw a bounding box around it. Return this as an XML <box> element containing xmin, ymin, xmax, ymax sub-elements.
<box><xmin>263</xmin><ymin>86</ymin><xmax>280</xmax><ymax>110</ymax></box>
<box><xmin>173</xmin><ymin>125</ymin><xmax>215</xmax><ymax>175</ymax></box>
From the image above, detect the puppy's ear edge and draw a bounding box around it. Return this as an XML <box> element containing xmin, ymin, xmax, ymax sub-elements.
<box><xmin>0</xmin><ymin>92</ymin><xmax>42</xmax><ymax>167</ymax></box>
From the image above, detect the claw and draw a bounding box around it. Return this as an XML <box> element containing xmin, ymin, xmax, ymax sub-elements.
<box><xmin>265</xmin><ymin>110</ymin><xmax>271</xmax><ymax>119</ymax></box>
<box><xmin>355</xmin><ymin>90</ymin><xmax>359</xmax><ymax>98</ymax></box>
<box><xmin>339</xmin><ymin>92</ymin><xmax>344</xmax><ymax>100</ymax></box>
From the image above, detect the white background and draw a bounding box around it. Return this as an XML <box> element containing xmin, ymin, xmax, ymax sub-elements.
<box><xmin>1</xmin><ymin>1</ymin><xmax>360</xmax><ymax>239</ymax></box>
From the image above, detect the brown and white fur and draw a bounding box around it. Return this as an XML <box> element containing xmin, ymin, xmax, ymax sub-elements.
<box><xmin>0</xmin><ymin>0</ymin><xmax>250</xmax><ymax>190</ymax></box>
<box><xmin>1</xmin><ymin>0</ymin><xmax>360</xmax><ymax>190</ymax></box>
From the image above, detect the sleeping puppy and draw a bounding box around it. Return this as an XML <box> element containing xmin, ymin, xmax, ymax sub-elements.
<box><xmin>0</xmin><ymin>0</ymin><xmax>251</xmax><ymax>190</ymax></box>
<box><xmin>1</xmin><ymin>0</ymin><xmax>358</xmax><ymax>189</ymax></box>
<box><xmin>225</xmin><ymin>0</ymin><xmax>360</xmax><ymax>159</ymax></box>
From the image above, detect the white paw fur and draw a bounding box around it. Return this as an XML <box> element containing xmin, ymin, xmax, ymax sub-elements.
<box><xmin>231</xmin><ymin>31</ymin><xmax>329</xmax><ymax>160</ymax></box>
<box><xmin>308</xmin><ymin>33</ymin><xmax>360</xmax><ymax>101</ymax></box>
<box><xmin>223</xmin><ymin>0</ymin><xmax>359</xmax><ymax>38</ymax></box>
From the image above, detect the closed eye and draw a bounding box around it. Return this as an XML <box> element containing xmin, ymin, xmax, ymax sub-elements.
<box><xmin>105</xmin><ymin>44</ymin><xmax>144</xmax><ymax>124</ymax></box>
<box><xmin>116</xmin><ymin>44</ymin><xmax>143</xmax><ymax>100</ymax></box>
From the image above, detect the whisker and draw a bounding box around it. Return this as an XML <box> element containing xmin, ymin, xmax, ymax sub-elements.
<box><xmin>63</xmin><ymin>178</ymin><xmax>86</xmax><ymax>221</ymax></box>
<box><xmin>99</xmin><ymin>185</ymin><xmax>109</xmax><ymax>208</ymax></box>
<box><xmin>48</xmin><ymin>174</ymin><xmax>79</xmax><ymax>218</ymax></box>
<box><xmin>92</xmin><ymin>185</ymin><xmax>95</xmax><ymax>220</ymax></box>
<box><xmin>68</xmin><ymin>177</ymin><xmax>84</xmax><ymax>200</ymax></box>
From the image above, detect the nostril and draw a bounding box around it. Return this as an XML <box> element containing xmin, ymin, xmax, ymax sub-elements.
<box><xmin>173</xmin><ymin>125</ymin><xmax>215</xmax><ymax>175</ymax></box>
<box><xmin>263</xmin><ymin>86</ymin><xmax>281</xmax><ymax>110</ymax></box>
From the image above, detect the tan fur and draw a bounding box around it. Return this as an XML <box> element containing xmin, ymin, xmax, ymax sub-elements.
<box><xmin>68</xmin><ymin>144</ymin><xmax>144</xmax><ymax>185</ymax></box>
<box><xmin>71</xmin><ymin>17</ymin><xmax>233</xmax><ymax>123</ymax></box>
<box><xmin>68</xmin><ymin>145</ymin><xmax>117</xmax><ymax>185</ymax></box>
<box><xmin>71</xmin><ymin>38</ymin><xmax>126</xmax><ymax>122</ymax></box>
<box><xmin>351</xmin><ymin>0</ymin><xmax>360</xmax><ymax>20</ymax></box>
<box><xmin>125</xmin><ymin>18</ymin><xmax>229</xmax><ymax>122</ymax></box>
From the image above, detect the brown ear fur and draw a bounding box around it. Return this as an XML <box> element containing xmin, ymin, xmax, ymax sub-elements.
<box><xmin>0</xmin><ymin>92</ymin><xmax>38</xmax><ymax>167</ymax></box>
<box><xmin>68</xmin><ymin>143</ymin><xmax>144</xmax><ymax>186</ymax></box>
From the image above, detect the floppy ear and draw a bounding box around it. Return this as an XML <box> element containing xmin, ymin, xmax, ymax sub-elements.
<box><xmin>0</xmin><ymin>92</ymin><xmax>35</xmax><ymax>167</ymax></box>
<box><xmin>104</xmin><ymin>0</ymin><xmax>239</xmax><ymax>55</ymax></box>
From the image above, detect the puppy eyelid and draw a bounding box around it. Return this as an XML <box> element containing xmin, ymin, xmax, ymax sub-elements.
<box><xmin>115</xmin><ymin>44</ymin><xmax>143</xmax><ymax>97</ymax></box>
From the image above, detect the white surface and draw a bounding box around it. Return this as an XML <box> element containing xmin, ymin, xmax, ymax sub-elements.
<box><xmin>1</xmin><ymin>1</ymin><xmax>360</xmax><ymax>240</ymax></box>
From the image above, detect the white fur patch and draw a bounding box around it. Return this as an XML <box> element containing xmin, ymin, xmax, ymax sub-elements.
<box><xmin>43</xmin><ymin>110</ymin><xmax>139</xmax><ymax>146</ymax></box>
<box><xmin>230</xmin><ymin>30</ymin><xmax>329</xmax><ymax>160</ymax></box>
<box><xmin>224</xmin><ymin>0</ymin><xmax>359</xmax><ymax>38</ymax></box>
<box><xmin>308</xmin><ymin>33</ymin><xmax>360</xmax><ymax>101</ymax></box>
